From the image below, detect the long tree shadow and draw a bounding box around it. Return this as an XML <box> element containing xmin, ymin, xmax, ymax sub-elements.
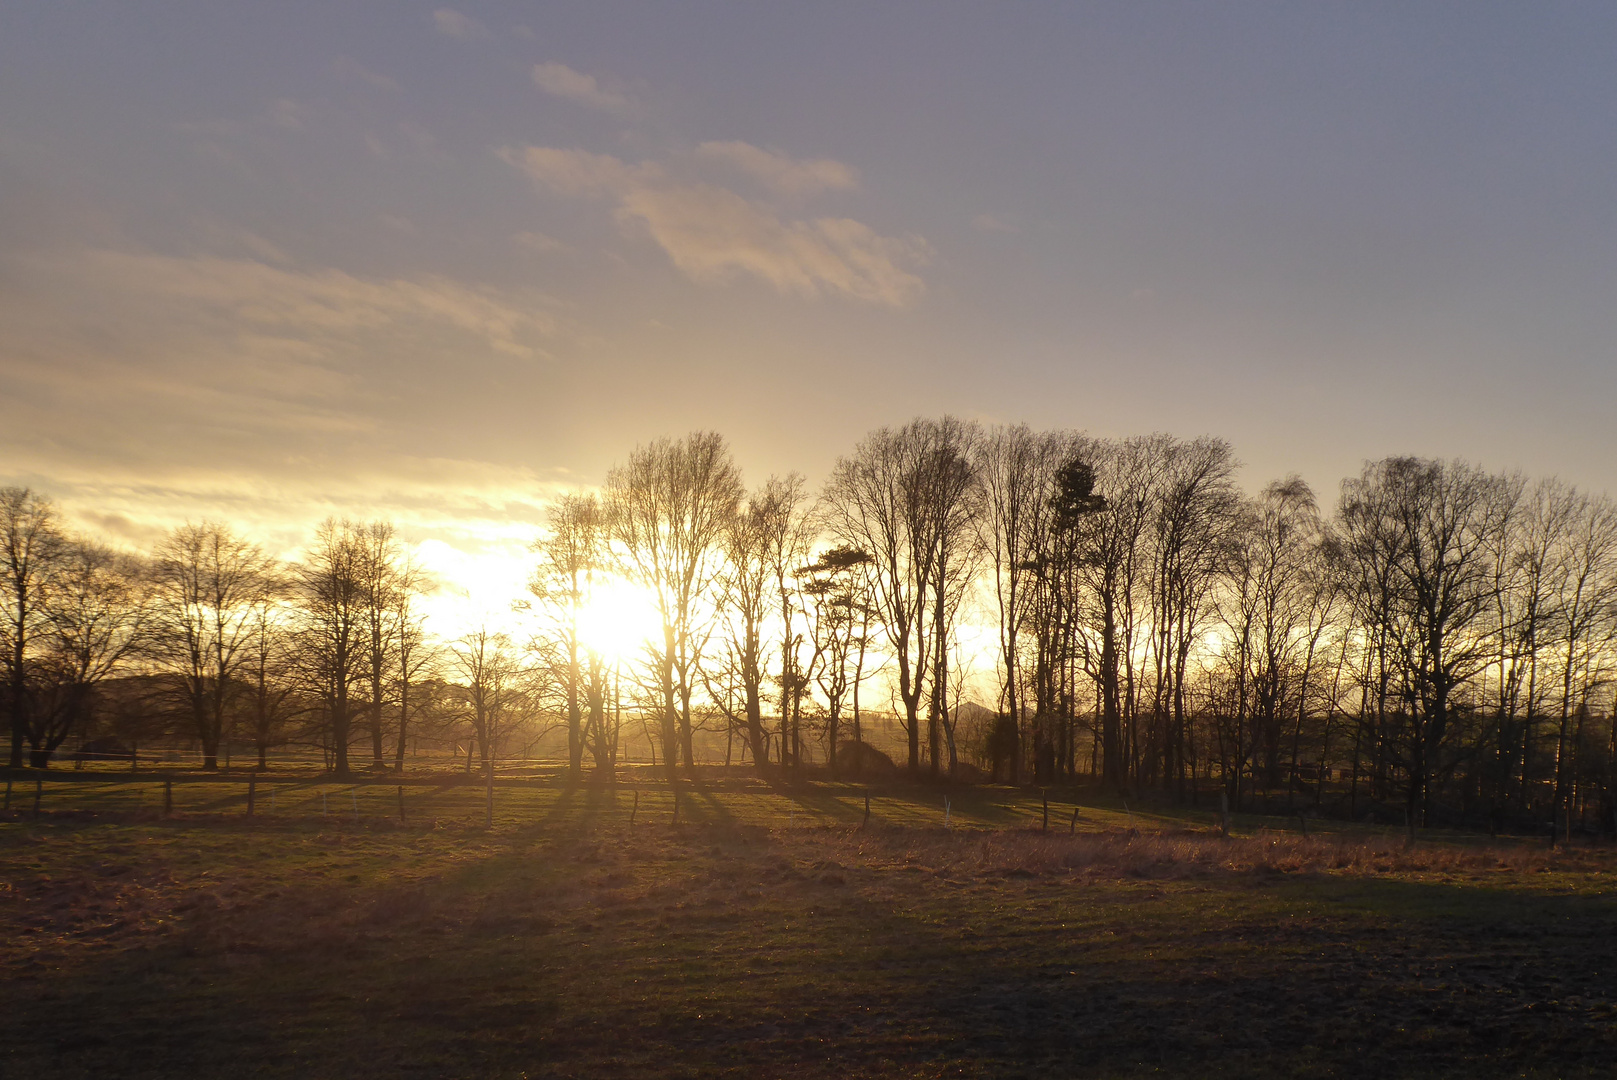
<box><xmin>6</xmin><ymin>815</ymin><xmax>1617</xmax><ymax>1079</ymax></box>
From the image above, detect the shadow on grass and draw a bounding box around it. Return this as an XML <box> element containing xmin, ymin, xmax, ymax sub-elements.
<box><xmin>7</xmin><ymin>816</ymin><xmax>1617</xmax><ymax>1078</ymax></box>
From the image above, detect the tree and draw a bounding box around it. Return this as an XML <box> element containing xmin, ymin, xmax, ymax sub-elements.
<box><xmin>30</xmin><ymin>541</ymin><xmax>150</xmax><ymax>767</ymax></box>
<box><xmin>356</xmin><ymin>521</ymin><xmax>406</xmax><ymax>770</ymax></box>
<box><xmin>151</xmin><ymin>522</ymin><xmax>278</xmax><ymax>771</ymax></box>
<box><xmin>1143</xmin><ymin>436</ymin><xmax>1240</xmax><ymax>794</ymax></box>
<box><xmin>1038</xmin><ymin>447</ymin><xmax>1107</xmax><ymax>782</ymax></box>
<box><xmin>529</xmin><ymin>493</ymin><xmax>608</xmax><ymax>779</ymax></box>
<box><xmin>974</xmin><ymin>426</ymin><xmax>1074</xmax><ymax>783</ymax></box>
<box><xmin>757</xmin><ymin>475</ymin><xmax>814</xmax><ymax>773</ymax></box>
<box><xmin>606</xmin><ymin>432</ymin><xmax>743</xmax><ymax>781</ymax></box>
<box><xmin>0</xmin><ymin>488</ymin><xmax>64</xmax><ymax>767</ymax></box>
<box><xmin>823</xmin><ymin>419</ymin><xmax>979</xmax><ymax>776</ymax></box>
<box><xmin>1069</xmin><ymin>437</ymin><xmax>1160</xmax><ymax>786</ymax></box>
<box><xmin>447</xmin><ymin>627</ymin><xmax>521</xmax><ymax>775</ymax></box>
<box><xmin>713</xmin><ymin>486</ymin><xmax>779</xmax><ymax>770</ymax></box>
<box><xmin>1548</xmin><ymin>491</ymin><xmax>1617</xmax><ymax>840</ymax></box>
<box><xmin>1340</xmin><ymin>458</ymin><xmax>1509</xmax><ymax>828</ymax></box>
<box><xmin>391</xmin><ymin>556</ymin><xmax>435</xmax><ymax>772</ymax></box>
<box><xmin>292</xmin><ymin>519</ymin><xmax>368</xmax><ymax>776</ymax></box>
<box><xmin>918</xmin><ymin>419</ymin><xmax>982</xmax><ymax>778</ymax></box>
<box><xmin>799</xmin><ymin>545</ymin><xmax>873</xmax><ymax>776</ymax></box>
<box><xmin>1215</xmin><ymin>478</ymin><xmax>1335</xmax><ymax>807</ymax></box>
<box><xmin>241</xmin><ymin>596</ymin><xmax>303</xmax><ymax>769</ymax></box>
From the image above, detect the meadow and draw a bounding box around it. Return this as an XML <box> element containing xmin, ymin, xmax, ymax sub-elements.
<box><xmin>2</xmin><ymin>767</ymin><xmax>1614</xmax><ymax>1078</ymax></box>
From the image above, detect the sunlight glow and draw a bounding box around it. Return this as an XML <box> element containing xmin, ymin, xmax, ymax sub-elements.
<box><xmin>577</xmin><ymin>577</ymin><xmax>663</xmax><ymax>662</ymax></box>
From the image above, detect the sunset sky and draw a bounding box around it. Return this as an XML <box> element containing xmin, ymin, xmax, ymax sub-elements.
<box><xmin>4</xmin><ymin>3</ymin><xmax>1616</xmax><ymax>626</ymax></box>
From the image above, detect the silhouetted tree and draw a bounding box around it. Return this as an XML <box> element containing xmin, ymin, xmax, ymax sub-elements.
<box><xmin>607</xmin><ymin>432</ymin><xmax>743</xmax><ymax>780</ymax></box>
<box><xmin>0</xmin><ymin>488</ymin><xmax>64</xmax><ymax>768</ymax></box>
<box><xmin>150</xmin><ymin>522</ymin><xmax>278</xmax><ymax>771</ymax></box>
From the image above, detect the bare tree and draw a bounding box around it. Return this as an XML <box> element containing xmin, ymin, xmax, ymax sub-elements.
<box><xmin>1549</xmin><ymin>490</ymin><xmax>1617</xmax><ymax>840</ymax></box>
<box><xmin>447</xmin><ymin>627</ymin><xmax>521</xmax><ymax>774</ymax></box>
<box><xmin>799</xmin><ymin>546</ymin><xmax>873</xmax><ymax>776</ymax></box>
<box><xmin>713</xmin><ymin>486</ymin><xmax>778</xmax><ymax>770</ymax></box>
<box><xmin>356</xmin><ymin>521</ymin><xmax>405</xmax><ymax>770</ymax></box>
<box><xmin>974</xmin><ymin>425</ymin><xmax>1072</xmax><ymax>783</ymax></box>
<box><xmin>606</xmin><ymin>432</ymin><xmax>743</xmax><ymax>780</ymax></box>
<box><xmin>919</xmin><ymin>419</ymin><xmax>982</xmax><ymax>778</ymax></box>
<box><xmin>30</xmin><ymin>541</ymin><xmax>151</xmax><ymax>766</ymax></box>
<box><xmin>823</xmin><ymin>419</ymin><xmax>978</xmax><ymax>775</ymax></box>
<box><xmin>391</xmin><ymin>555</ymin><xmax>435</xmax><ymax>772</ymax></box>
<box><xmin>292</xmin><ymin>519</ymin><xmax>368</xmax><ymax>776</ymax></box>
<box><xmin>151</xmin><ymin>522</ymin><xmax>278</xmax><ymax>771</ymax></box>
<box><xmin>529</xmin><ymin>493</ymin><xmax>608</xmax><ymax>779</ymax></box>
<box><xmin>241</xmin><ymin>595</ymin><xmax>304</xmax><ymax>769</ymax></box>
<box><xmin>1069</xmin><ymin>437</ymin><xmax>1161</xmax><ymax>786</ymax></box>
<box><xmin>0</xmin><ymin>488</ymin><xmax>65</xmax><ymax>767</ymax></box>
<box><xmin>1142</xmin><ymin>436</ymin><xmax>1240</xmax><ymax>795</ymax></box>
<box><xmin>758</xmin><ymin>475</ymin><xmax>814</xmax><ymax>773</ymax></box>
<box><xmin>1340</xmin><ymin>458</ymin><xmax>1509</xmax><ymax>829</ymax></box>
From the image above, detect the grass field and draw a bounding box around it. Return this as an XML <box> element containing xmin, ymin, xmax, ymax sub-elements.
<box><xmin>2</xmin><ymin>769</ymin><xmax>1615</xmax><ymax>1078</ymax></box>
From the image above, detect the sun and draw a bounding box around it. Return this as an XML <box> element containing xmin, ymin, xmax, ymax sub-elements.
<box><xmin>576</xmin><ymin>577</ymin><xmax>663</xmax><ymax>662</ymax></box>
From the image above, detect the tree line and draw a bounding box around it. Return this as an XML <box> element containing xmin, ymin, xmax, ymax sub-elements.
<box><xmin>4</xmin><ymin>423</ymin><xmax>1615</xmax><ymax>836</ymax></box>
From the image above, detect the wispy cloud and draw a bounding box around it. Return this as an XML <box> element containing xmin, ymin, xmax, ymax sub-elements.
<box><xmin>0</xmin><ymin>246</ymin><xmax>560</xmax><ymax>492</ymax></box>
<box><xmin>332</xmin><ymin>56</ymin><xmax>402</xmax><ymax>93</ymax></box>
<box><xmin>510</xmin><ymin>145</ymin><xmax>927</xmax><ymax>306</ymax></box>
<box><xmin>532</xmin><ymin>62</ymin><xmax>636</xmax><ymax>115</ymax></box>
<box><xmin>432</xmin><ymin>8</ymin><xmax>486</xmax><ymax>40</ymax></box>
<box><xmin>514</xmin><ymin>230</ymin><xmax>569</xmax><ymax>253</ymax></box>
<box><xmin>972</xmin><ymin>212</ymin><xmax>1019</xmax><ymax>234</ymax></box>
<box><xmin>695</xmin><ymin>141</ymin><xmax>858</xmax><ymax>197</ymax></box>
<box><xmin>268</xmin><ymin>98</ymin><xmax>306</xmax><ymax>130</ymax></box>
<box><xmin>0</xmin><ymin>242</ymin><xmax>578</xmax><ymax>624</ymax></box>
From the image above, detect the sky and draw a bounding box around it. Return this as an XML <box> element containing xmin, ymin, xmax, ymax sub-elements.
<box><xmin>3</xmin><ymin>2</ymin><xmax>1616</xmax><ymax>629</ymax></box>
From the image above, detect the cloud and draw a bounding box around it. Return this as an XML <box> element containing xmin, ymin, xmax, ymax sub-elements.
<box><xmin>532</xmin><ymin>62</ymin><xmax>635</xmax><ymax>115</ymax></box>
<box><xmin>511</xmin><ymin>146</ymin><xmax>927</xmax><ymax>306</ymax></box>
<box><xmin>268</xmin><ymin>98</ymin><xmax>305</xmax><ymax>130</ymax></box>
<box><xmin>332</xmin><ymin>56</ymin><xmax>402</xmax><ymax>92</ymax></box>
<box><xmin>695</xmin><ymin>141</ymin><xmax>858</xmax><ymax>197</ymax></box>
<box><xmin>432</xmin><ymin>8</ymin><xmax>486</xmax><ymax>39</ymax></box>
<box><xmin>0</xmin><ymin>246</ymin><xmax>561</xmax><ymax>491</ymax></box>
<box><xmin>513</xmin><ymin>230</ymin><xmax>568</xmax><ymax>253</ymax></box>
<box><xmin>0</xmin><ymin>238</ymin><xmax>586</xmax><ymax>638</ymax></box>
<box><xmin>971</xmin><ymin>212</ymin><xmax>1019</xmax><ymax>234</ymax></box>
<box><xmin>513</xmin><ymin>146</ymin><xmax>649</xmax><ymax>196</ymax></box>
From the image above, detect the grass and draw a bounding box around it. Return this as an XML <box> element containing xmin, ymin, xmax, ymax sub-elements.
<box><xmin>2</xmin><ymin>771</ymin><xmax>1615</xmax><ymax>1078</ymax></box>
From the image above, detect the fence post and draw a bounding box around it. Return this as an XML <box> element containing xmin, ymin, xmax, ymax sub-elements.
<box><xmin>1070</xmin><ymin>806</ymin><xmax>1080</xmax><ymax>834</ymax></box>
<box><xmin>247</xmin><ymin>774</ymin><xmax>256</xmax><ymax>818</ymax></box>
<box><xmin>943</xmin><ymin>797</ymin><xmax>951</xmax><ymax>829</ymax></box>
<box><xmin>1042</xmin><ymin>789</ymin><xmax>1049</xmax><ymax>832</ymax></box>
<box><xmin>672</xmin><ymin>787</ymin><xmax>680</xmax><ymax>825</ymax></box>
<box><xmin>862</xmin><ymin>793</ymin><xmax>870</xmax><ymax>830</ymax></box>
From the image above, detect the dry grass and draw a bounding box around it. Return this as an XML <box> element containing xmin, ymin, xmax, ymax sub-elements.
<box><xmin>820</xmin><ymin>825</ymin><xmax>1611</xmax><ymax>884</ymax></box>
<box><xmin>4</xmin><ymin>807</ymin><xmax>1617</xmax><ymax>1077</ymax></box>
